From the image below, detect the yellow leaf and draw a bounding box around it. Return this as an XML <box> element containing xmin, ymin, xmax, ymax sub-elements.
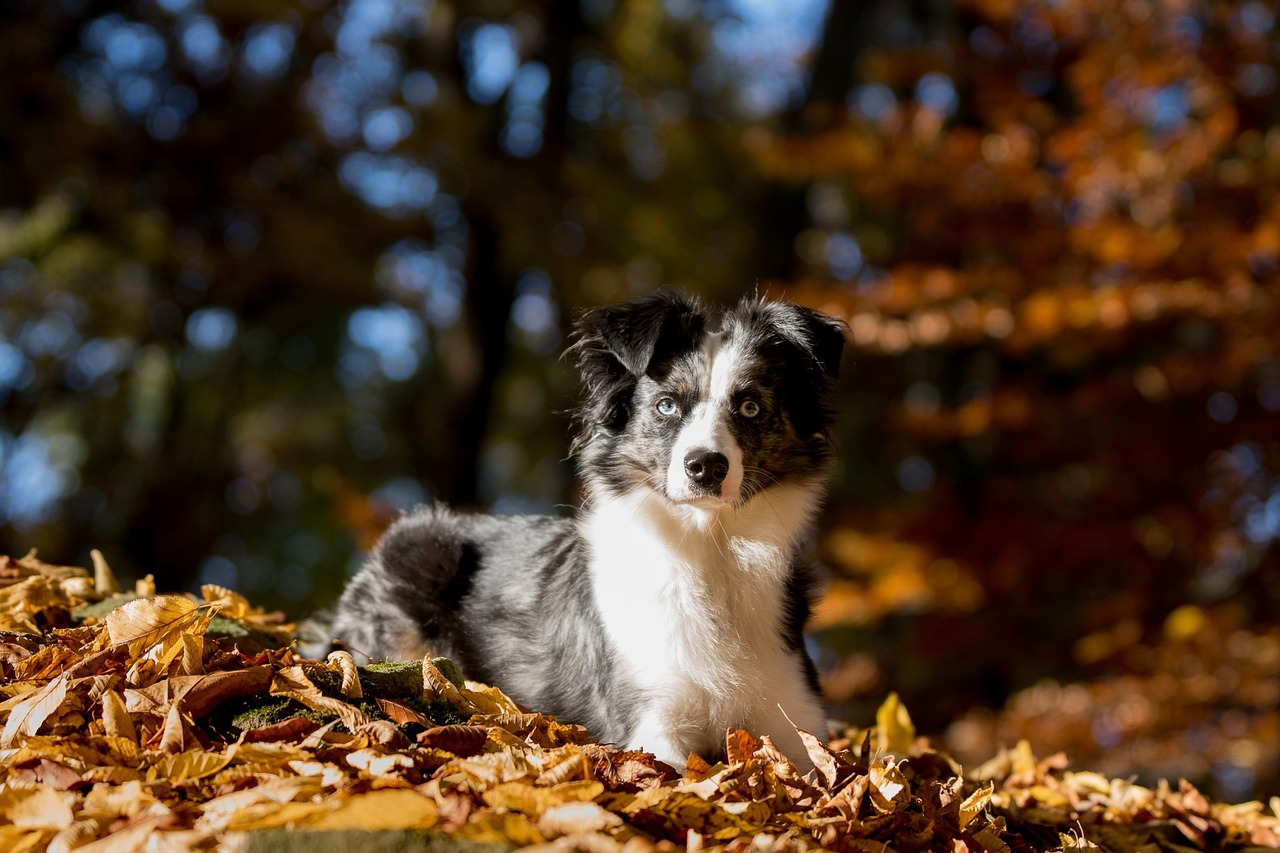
<box><xmin>148</xmin><ymin>749</ymin><xmax>233</xmax><ymax>784</ymax></box>
<box><xmin>875</xmin><ymin>692</ymin><xmax>915</xmax><ymax>755</ymax></box>
<box><xmin>7</xmin><ymin>787</ymin><xmax>75</xmax><ymax>830</ymax></box>
<box><xmin>158</xmin><ymin>702</ymin><xmax>187</xmax><ymax>753</ymax></box>
<box><xmin>90</xmin><ymin>549</ymin><xmax>120</xmax><ymax>595</ymax></box>
<box><xmin>46</xmin><ymin>818</ymin><xmax>100</xmax><ymax>853</ymax></box>
<box><xmin>345</xmin><ymin>748</ymin><xmax>414</xmax><ymax>777</ymax></box>
<box><xmin>104</xmin><ymin>596</ymin><xmax>207</xmax><ymax>655</ymax></box>
<box><xmin>537</xmin><ymin>801</ymin><xmax>624</xmax><ymax>838</ymax></box>
<box><xmin>0</xmin><ymin>826</ymin><xmax>53</xmax><ymax>853</ymax></box>
<box><xmin>223</xmin><ymin>801</ymin><xmax>334</xmax><ymax>831</ymax></box>
<box><xmin>195</xmin><ymin>777</ymin><xmax>324</xmax><ymax>831</ymax></box>
<box><xmin>961</xmin><ymin>782</ymin><xmax>993</xmax><ymax>829</ymax></box>
<box><xmin>201</xmin><ymin>584</ymin><xmax>251</xmax><ymax>618</ymax></box>
<box><xmin>868</xmin><ymin>758</ymin><xmax>910</xmax><ymax>813</ymax></box>
<box><xmin>73</xmin><ymin>816</ymin><xmax>164</xmax><ymax>852</ymax></box>
<box><xmin>308</xmin><ymin>789</ymin><xmax>439</xmax><ymax>831</ymax></box>
<box><xmin>483</xmin><ymin>780</ymin><xmax>605</xmax><ymax>816</ymax></box>
<box><xmin>464</xmin><ymin>683</ymin><xmax>523</xmax><ymax>715</ymax></box>
<box><xmin>81</xmin><ymin>780</ymin><xmax>168</xmax><ymax>823</ymax></box>
<box><xmin>454</xmin><ymin>812</ymin><xmax>546</xmax><ymax>846</ymax></box>
<box><xmin>179</xmin><ymin>633</ymin><xmax>204</xmax><ymax>676</ymax></box>
<box><xmin>1</xmin><ymin>674</ymin><xmax>69</xmax><ymax>748</ymax></box>
<box><xmin>0</xmin><ymin>576</ymin><xmax>63</xmax><ymax>634</ymax></box>
<box><xmin>273</xmin><ymin>690</ymin><xmax>369</xmax><ymax>732</ymax></box>
<box><xmin>100</xmin><ymin>690</ymin><xmax>136</xmax><ymax>742</ymax></box>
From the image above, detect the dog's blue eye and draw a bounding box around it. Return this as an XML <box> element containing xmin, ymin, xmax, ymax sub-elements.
<box><xmin>738</xmin><ymin>399</ymin><xmax>761</xmax><ymax>418</ymax></box>
<box><xmin>656</xmin><ymin>397</ymin><xmax>679</xmax><ymax>417</ymax></box>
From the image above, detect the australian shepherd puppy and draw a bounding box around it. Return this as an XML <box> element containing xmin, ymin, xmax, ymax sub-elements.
<box><xmin>330</xmin><ymin>291</ymin><xmax>845</xmax><ymax>769</ymax></box>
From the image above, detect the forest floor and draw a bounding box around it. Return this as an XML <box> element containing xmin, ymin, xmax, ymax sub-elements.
<box><xmin>1</xmin><ymin>550</ymin><xmax>1277</xmax><ymax>853</ymax></box>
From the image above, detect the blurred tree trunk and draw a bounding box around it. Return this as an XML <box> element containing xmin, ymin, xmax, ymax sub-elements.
<box><xmin>410</xmin><ymin>0</ymin><xmax>586</xmax><ymax>506</ymax></box>
<box><xmin>753</xmin><ymin>0</ymin><xmax>872</xmax><ymax>281</ymax></box>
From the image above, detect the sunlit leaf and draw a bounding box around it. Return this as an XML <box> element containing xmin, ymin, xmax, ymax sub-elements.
<box><xmin>1</xmin><ymin>674</ymin><xmax>69</xmax><ymax>747</ymax></box>
<box><xmin>104</xmin><ymin>596</ymin><xmax>208</xmax><ymax>656</ymax></box>
<box><xmin>875</xmin><ymin>691</ymin><xmax>915</xmax><ymax>756</ymax></box>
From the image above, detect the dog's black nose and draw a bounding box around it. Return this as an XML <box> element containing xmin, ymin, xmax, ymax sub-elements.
<box><xmin>684</xmin><ymin>450</ymin><xmax>729</xmax><ymax>487</ymax></box>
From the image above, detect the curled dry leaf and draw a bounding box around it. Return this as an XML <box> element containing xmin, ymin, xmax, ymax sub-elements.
<box><xmin>325</xmin><ymin>650</ymin><xmax>362</xmax><ymax>699</ymax></box>
<box><xmin>417</xmin><ymin>723</ymin><xmax>490</xmax><ymax>755</ymax></box>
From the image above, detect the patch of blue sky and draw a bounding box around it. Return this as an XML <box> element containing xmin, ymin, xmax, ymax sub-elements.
<box><xmin>710</xmin><ymin>0</ymin><xmax>830</xmax><ymax>115</ymax></box>
<box><xmin>339</xmin><ymin>152</ymin><xmax>437</xmax><ymax>216</ymax></box>
<box><xmin>461</xmin><ymin>22</ymin><xmax>520</xmax><ymax>104</ymax></box>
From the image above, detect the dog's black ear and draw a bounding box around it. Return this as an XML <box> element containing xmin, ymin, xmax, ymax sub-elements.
<box><xmin>575</xmin><ymin>290</ymin><xmax>707</xmax><ymax>377</ymax></box>
<box><xmin>765</xmin><ymin>302</ymin><xmax>847</xmax><ymax>379</ymax></box>
<box><xmin>799</xmin><ymin>306</ymin><xmax>846</xmax><ymax>379</ymax></box>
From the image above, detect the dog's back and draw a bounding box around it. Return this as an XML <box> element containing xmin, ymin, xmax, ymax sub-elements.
<box><xmin>331</xmin><ymin>506</ymin><xmax>634</xmax><ymax>740</ymax></box>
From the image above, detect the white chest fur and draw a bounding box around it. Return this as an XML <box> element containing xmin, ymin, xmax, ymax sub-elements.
<box><xmin>581</xmin><ymin>485</ymin><xmax>827</xmax><ymax>768</ymax></box>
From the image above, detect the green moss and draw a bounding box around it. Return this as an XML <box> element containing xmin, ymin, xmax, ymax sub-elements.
<box><xmin>204</xmin><ymin>695</ymin><xmax>319</xmax><ymax>740</ymax></box>
<box><xmin>357</xmin><ymin>659</ymin><xmax>427</xmax><ymax>698</ymax></box>
<box><xmin>207</xmin><ymin>657</ymin><xmax>471</xmax><ymax>740</ymax></box>
<box><xmin>72</xmin><ymin>594</ymin><xmax>142</xmax><ymax>621</ymax></box>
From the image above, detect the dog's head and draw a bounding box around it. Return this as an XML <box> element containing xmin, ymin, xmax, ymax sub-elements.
<box><xmin>569</xmin><ymin>290</ymin><xmax>845</xmax><ymax>510</ymax></box>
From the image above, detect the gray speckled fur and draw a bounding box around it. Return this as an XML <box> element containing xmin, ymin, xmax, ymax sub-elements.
<box><xmin>329</xmin><ymin>291</ymin><xmax>845</xmax><ymax>758</ymax></box>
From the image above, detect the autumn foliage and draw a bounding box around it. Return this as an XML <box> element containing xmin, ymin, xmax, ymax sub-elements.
<box><xmin>2</xmin><ymin>552</ymin><xmax>1279</xmax><ymax>853</ymax></box>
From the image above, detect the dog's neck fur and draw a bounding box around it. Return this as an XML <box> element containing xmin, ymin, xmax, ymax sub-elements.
<box><xmin>580</xmin><ymin>479</ymin><xmax>822</xmax><ymax>700</ymax></box>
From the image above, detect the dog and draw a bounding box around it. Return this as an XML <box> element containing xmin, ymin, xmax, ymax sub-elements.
<box><xmin>330</xmin><ymin>290</ymin><xmax>845</xmax><ymax>769</ymax></box>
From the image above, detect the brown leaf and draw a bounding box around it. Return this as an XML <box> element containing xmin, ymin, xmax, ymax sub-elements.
<box><xmin>242</xmin><ymin>715</ymin><xmax>320</xmax><ymax>743</ymax></box>
<box><xmin>125</xmin><ymin>666</ymin><xmax>272</xmax><ymax>718</ymax></box>
<box><xmin>417</xmin><ymin>724</ymin><xmax>490</xmax><ymax>756</ymax></box>
<box><xmin>725</xmin><ymin>728</ymin><xmax>762</xmax><ymax>765</ymax></box>
<box><xmin>796</xmin><ymin>726</ymin><xmax>844</xmax><ymax>790</ymax></box>
<box><xmin>13</xmin><ymin>759</ymin><xmax>84</xmax><ymax>791</ymax></box>
<box><xmin>376</xmin><ymin>696</ymin><xmax>430</xmax><ymax>726</ymax></box>
<box><xmin>274</xmin><ymin>689</ymin><xmax>370</xmax><ymax>732</ymax></box>
<box><xmin>423</xmin><ymin>656</ymin><xmax>470</xmax><ymax>709</ymax></box>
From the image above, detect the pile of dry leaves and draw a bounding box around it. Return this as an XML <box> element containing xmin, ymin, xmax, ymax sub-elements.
<box><xmin>1</xmin><ymin>550</ymin><xmax>1278</xmax><ymax>853</ymax></box>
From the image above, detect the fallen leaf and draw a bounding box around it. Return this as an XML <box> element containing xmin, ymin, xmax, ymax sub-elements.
<box><xmin>307</xmin><ymin>788</ymin><xmax>439</xmax><ymax>830</ymax></box>
<box><xmin>726</xmin><ymin>728</ymin><xmax>762</xmax><ymax>765</ymax></box>
<box><xmin>875</xmin><ymin>691</ymin><xmax>915</xmax><ymax>756</ymax></box>
<box><xmin>538</xmin><ymin>800</ymin><xmax>624</xmax><ymax>837</ymax></box>
<box><xmin>326</xmin><ymin>650</ymin><xmax>362</xmax><ymax>698</ymax></box>
<box><xmin>1</xmin><ymin>674</ymin><xmax>69</xmax><ymax>747</ymax></box>
<box><xmin>417</xmin><ymin>723</ymin><xmax>490</xmax><ymax>755</ymax></box>
<box><xmin>147</xmin><ymin>749</ymin><xmax>233</xmax><ymax>784</ymax></box>
<box><xmin>104</xmin><ymin>597</ymin><xmax>207</xmax><ymax>656</ymax></box>
<box><xmin>6</xmin><ymin>787</ymin><xmax>75</xmax><ymax>830</ymax></box>
<box><xmin>961</xmin><ymin>782</ymin><xmax>994</xmax><ymax>829</ymax></box>
<box><xmin>90</xmin><ymin>550</ymin><xmax>120</xmax><ymax>596</ymax></box>
<box><xmin>483</xmin><ymin>780</ymin><xmax>605</xmax><ymax>816</ymax></box>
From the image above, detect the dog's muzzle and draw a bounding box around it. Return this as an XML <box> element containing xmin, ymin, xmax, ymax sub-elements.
<box><xmin>683</xmin><ymin>449</ymin><xmax>728</xmax><ymax>494</ymax></box>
